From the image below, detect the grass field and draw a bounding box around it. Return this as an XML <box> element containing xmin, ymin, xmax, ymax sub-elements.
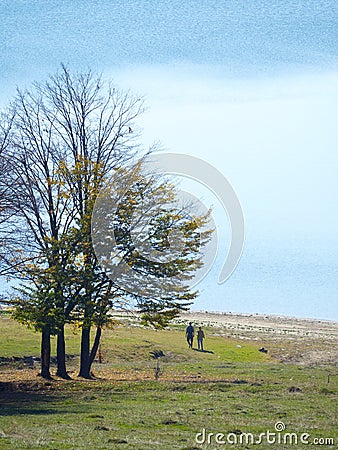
<box><xmin>0</xmin><ymin>311</ymin><xmax>337</xmax><ymax>449</ymax></box>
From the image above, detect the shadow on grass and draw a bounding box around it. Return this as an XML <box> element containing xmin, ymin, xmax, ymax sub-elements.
<box><xmin>191</xmin><ymin>348</ymin><xmax>214</xmax><ymax>354</ymax></box>
<box><xmin>0</xmin><ymin>381</ymin><xmax>67</xmax><ymax>417</ymax></box>
<box><xmin>0</xmin><ymin>394</ymin><xmax>60</xmax><ymax>416</ymax></box>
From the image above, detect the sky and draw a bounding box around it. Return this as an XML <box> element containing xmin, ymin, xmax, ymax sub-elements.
<box><xmin>0</xmin><ymin>0</ymin><xmax>337</xmax><ymax>320</ymax></box>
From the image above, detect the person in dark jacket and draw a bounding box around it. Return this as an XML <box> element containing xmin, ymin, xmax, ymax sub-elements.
<box><xmin>186</xmin><ymin>322</ymin><xmax>194</xmax><ymax>348</ymax></box>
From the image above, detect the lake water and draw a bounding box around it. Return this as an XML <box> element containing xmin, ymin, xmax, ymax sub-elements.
<box><xmin>0</xmin><ymin>0</ymin><xmax>337</xmax><ymax>320</ymax></box>
<box><xmin>1</xmin><ymin>0</ymin><xmax>338</xmax><ymax>88</ymax></box>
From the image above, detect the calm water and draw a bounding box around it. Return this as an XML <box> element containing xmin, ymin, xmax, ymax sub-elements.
<box><xmin>1</xmin><ymin>0</ymin><xmax>338</xmax><ymax>88</ymax></box>
<box><xmin>195</xmin><ymin>238</ymin><xmax>338</xmax><ymax>321</ymax></box>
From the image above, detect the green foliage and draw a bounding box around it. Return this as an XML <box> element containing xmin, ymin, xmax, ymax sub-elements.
<box><xmin>140</xmin><ymin>309</ymin><xmax>181</xmax><ymax>329</ymax></box>
<box><xmin>94</xmin><ymin>165</ymin><xmax>213</xmax><ymax>329</ymax></box>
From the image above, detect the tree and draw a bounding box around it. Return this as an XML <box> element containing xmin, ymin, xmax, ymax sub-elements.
<box><xmin>92</xmin><ymin>165</ymin><xmax>212</xmax><ymax>311</ymax></box>
<box><xmin>2</xmin><ymin>66</ymin><xmax>144</xmax><ymax>378</ymax></box>
<box><xmin>37</xmin><ymin>67</ymin><xmax>145</xmax><ymax>378</ymax></box>
<box><xmin>3</xmin><ymin>87</ymin><xmax>78</xmax><ymax>378</ymax></box>
<box><xmin>11</xmin><ymin>266</ymin><xmax>66</xmax><ymax>379</ymax></box>
<box><xmin>2</xmin><ymin>66</ymin><xmax>213</xmax><ymax>380</ymax></box>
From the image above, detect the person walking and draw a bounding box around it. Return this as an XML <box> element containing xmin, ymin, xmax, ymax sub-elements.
<box><xmin>186</xmin><ymin>322</ymin><xmax>194</xmax><ymax>348</ymax></box>
<box><xmin>197</xmin><ymin>326</ymin><xmax>205</xmax><ymax>351</ymax></box>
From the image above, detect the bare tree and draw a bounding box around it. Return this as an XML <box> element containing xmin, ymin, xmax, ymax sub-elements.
<box><xmin>4</xmin><ymin>88</ymin><xmax>77</xmax><ymax>378</ymax></box>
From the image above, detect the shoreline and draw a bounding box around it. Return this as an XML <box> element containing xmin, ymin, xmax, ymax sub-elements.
<box><xmin>184</xmin><ymin>309</ymin><xmax>338</xmax><ymax>325</ymax></box>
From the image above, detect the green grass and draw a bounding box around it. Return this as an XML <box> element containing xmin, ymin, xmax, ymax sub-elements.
<box><xmin>0</xmin><ymin>314</ymin><xmax>337</xmax><ymax>449</ymax></box>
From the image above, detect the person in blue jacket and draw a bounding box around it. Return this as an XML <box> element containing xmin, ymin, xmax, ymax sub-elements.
<box><xmin>186</xmin><ymin>322</ymin><xmax>194</xmax><ymax>348</ymax></box>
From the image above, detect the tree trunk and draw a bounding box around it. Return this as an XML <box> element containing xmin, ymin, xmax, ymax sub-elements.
<box><xmin>39</xmin><ymin>327</ymin><xmax>52</xmax><ymax>379</ymax></box>
<box><xmin>56</xmin><ymin>326</ymin><xmax>71</xmax><ymax>379</ymax></box>
<box><xmin>78</xmin><ymin>325</ymin><xmax>91</xmax><ymax>378</ymax></box>
<box><xmin>89</xmin><ymin>326</ymin><xmax>102</xmax><ymax>367</ymax></box>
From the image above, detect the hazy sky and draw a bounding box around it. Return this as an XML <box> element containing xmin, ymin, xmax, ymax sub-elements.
<box><xmin>0</xmin><ymin>0</ymin><xmax>337</xmax><ymax>319</ymax></box>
